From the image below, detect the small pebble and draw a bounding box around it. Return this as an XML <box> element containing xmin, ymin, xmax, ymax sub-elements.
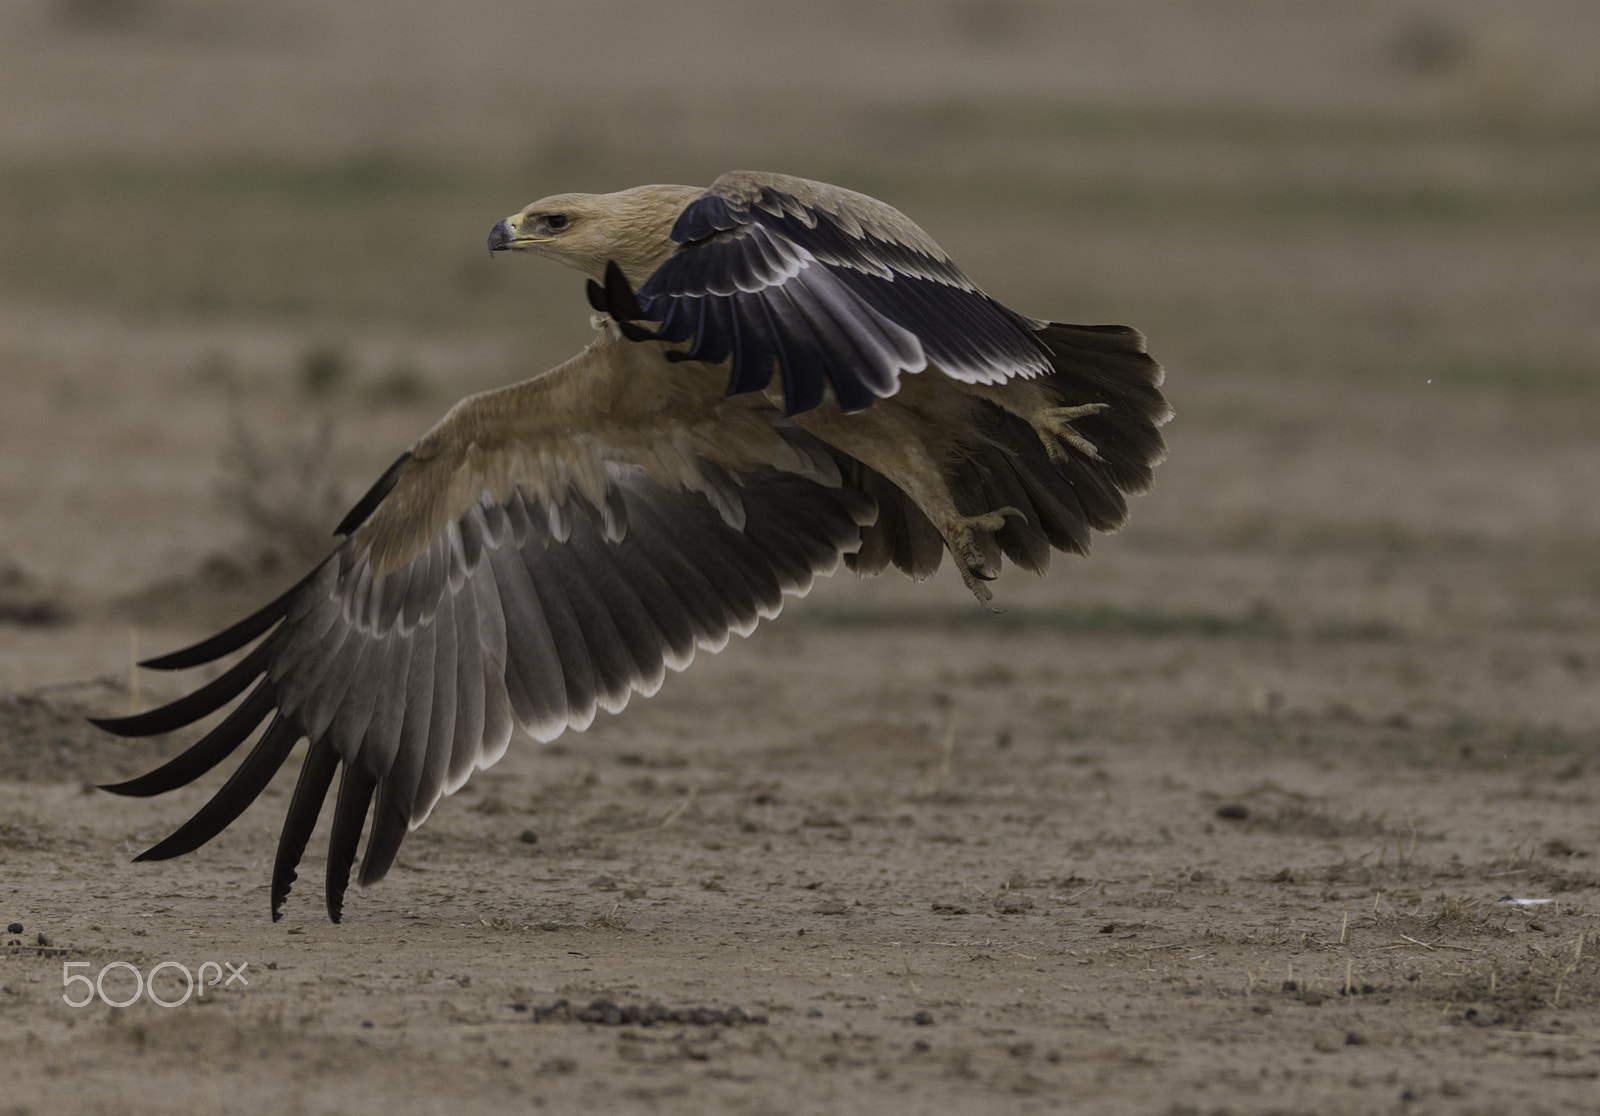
<box><xmin>912</xmin><ymin>1010</ymin><xmax>934</xmax><ymax>1026</ymax></box>
<box><xmin>519</xmin><ymin>830</ymin><xmax>539</xmax><ymax>844</ymax></box>
<box><xmin>1215</xmin><ymin>804</ymin><xmax>1250</xmax><ymax>820</ymax></box>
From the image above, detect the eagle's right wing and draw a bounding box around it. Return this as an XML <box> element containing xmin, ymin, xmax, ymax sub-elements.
<box><xmin>598</xmin><ymin>171</ymin><xmax>1053</xmax><ymax>417</ymax></box>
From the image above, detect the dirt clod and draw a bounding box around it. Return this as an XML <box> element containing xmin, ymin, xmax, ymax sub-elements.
<box><xmin>526</xmin><ymin>1000</ymin><xmax>766</xmax><ymax>1027</ymax></box>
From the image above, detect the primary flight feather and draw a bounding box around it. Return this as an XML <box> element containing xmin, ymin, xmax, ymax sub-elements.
<box><xmin>96</xmin><ymin>171</ymin><xmax>1171</xmax><ymax>921</ymax></box>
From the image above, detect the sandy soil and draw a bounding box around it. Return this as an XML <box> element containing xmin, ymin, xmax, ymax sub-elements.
<box><xmin>4</xmin><ymin>570</ymin><xmax>1600</xmax><ymax>1115</ymax></box>
<box><xmin>3</xmin><ymin>2</ymin><xmax>1600</xmax><ymax>1113</ymax></box>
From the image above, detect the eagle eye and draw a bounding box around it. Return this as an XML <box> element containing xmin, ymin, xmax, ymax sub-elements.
<box><xmin>544</xmin><ymin>214</ymin><xmax>569</xmax><ymax>232</ymax></box>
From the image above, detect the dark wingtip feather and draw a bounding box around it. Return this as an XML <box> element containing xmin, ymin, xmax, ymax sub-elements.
<box><xmin>139</xmin><ymin>601</ymin><xmax>285</xmax><ymax>672</ymax></box>
<box><xmin>335</xmin><ymin>452</ymin><xmax>413</xmax><ymax>537</ymax></box>
<box><xmin>271</xmin><ymin>740</ymin><xmax>340</xmax><ymax>922</ymax></box>
<box><xmin>603</xmin><ymin>260</ymin><xmax>646</xmax><ymax>322</ymax></box>
<box><xmin>585</xmin><ymin>278</ymin><xmax>608</xmax><ymax>315</ymax></box>
<box><xmin>136</xmin><ymin>559</ymin><xmax>333</xmax><ymax>672</ymax></box>
<box><xmin>126</xmin><ymin>716</ymin><xmax>300</xmax><ymax>861</ymax></box>
<box><xmin>98</xmin><ymin>683</ymin><xmax>276</xmax><ymax>798</ymax></box>
<box><xmin>325</xmin><ymin>764</ymin><xmax>377</xmax><ymax>923</ymax></box>
<box><xmin>90</xmin><ymin>640</ymin><xmax>272</xmax><ymax>738</ymax></box>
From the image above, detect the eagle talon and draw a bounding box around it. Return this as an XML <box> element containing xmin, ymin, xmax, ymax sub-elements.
<box><xmin>958</xmin><ymin>566</ymin><xmax>1002</xmax><ymax>611</ymax></box>
<box><xmin>1034</xmin><ymin>403</ymin><xmax>1108</xmax><ymax>463</ymax></box>
<box><xmin>959</xmin><ymin>564</ymin><xmax>994</xmax><ymax>599</ymax></box>
<box><xmin>944</xmin><ymin>506</ymin><xmax>1023</xmax><ymax>597</ymax></box>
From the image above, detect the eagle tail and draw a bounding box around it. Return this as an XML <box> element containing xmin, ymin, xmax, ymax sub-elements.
<box><xmin>847</xmin><ymin>321</ymin><xmax>1169</xmax><ymax>583</ymax></box>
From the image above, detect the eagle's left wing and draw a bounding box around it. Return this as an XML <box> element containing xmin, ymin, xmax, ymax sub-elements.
<box><xmin>93</xmin><ymin>333</ymin><xmax>874</xmax><ymax>921</ymax></box>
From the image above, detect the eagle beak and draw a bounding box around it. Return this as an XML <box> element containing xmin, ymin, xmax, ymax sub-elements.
<box><xmin>487</xmin><ymin>218</ymin><xmax>516</xmax><ymax>256</ymax></box>
<box><xmin>488</xmin><ymin>215</ymin><xmax>553</xmax><ymax>256</ymax></box>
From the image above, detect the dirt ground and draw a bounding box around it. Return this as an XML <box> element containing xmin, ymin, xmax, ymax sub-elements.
<box><xmin>3</xmin><ymin>2</ymin><xmax>1600</xmax><ymax>1113</ymax></box>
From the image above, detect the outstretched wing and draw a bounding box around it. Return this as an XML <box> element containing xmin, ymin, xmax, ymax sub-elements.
<box><xmin>609</xmin><ymin>170</ymin><xmax>1052</xmax><ymax>417</ymax></box>
<box><xmin>94</xmin><ymin>334</ymin><xmax>874</xmax><ymax>922</ymax></box>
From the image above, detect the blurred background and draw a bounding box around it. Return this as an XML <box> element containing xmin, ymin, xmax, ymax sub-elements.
<box><xmin>1</xmin><ymin>0</ymin><xmax>1598</xmax><ymax>722</ymax></box>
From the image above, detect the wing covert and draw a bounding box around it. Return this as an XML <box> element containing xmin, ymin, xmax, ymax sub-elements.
<box><xmin>620</xmin><ymin>172</ymin><xmax>1052</xmax><ymax>416</ymax></box>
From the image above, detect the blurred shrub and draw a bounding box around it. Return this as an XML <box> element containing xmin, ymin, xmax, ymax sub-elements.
<box><xmin>299</xmin><ymin>343</ymin><xmax>350</xmax><ymax>398</ymax></box>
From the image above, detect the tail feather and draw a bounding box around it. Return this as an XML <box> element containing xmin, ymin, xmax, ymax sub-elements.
<box><xmin>840</xmin><ymin>320</ymin><xmax>1167</xmax><ymax>588</ymax></box>
<box><xmin>949</xmin><ymin>428</ymin><xmax>1054</xmax><ymax>574</ymax></box>
<box><xmin>1034</xmin><ymin>322</ymin><xmax>1169</xmax><ymax>494</ymax></box>
<box><xmin>908</xmin><ymin>320</ymin><xmax>1168</xmax><ymax>583</ymax></box>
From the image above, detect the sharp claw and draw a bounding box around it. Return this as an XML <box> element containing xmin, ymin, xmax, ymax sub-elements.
<box><xmin>958</xmin><ymin>566</ymin><xmax>1000</xmax><ymax>610</ymax></box>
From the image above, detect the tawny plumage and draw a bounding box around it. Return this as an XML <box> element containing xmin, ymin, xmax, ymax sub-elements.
<box><xmin>95</xmin><ymin>171</ymin><xmax>1171</xmax><ymax>921</ymax></box>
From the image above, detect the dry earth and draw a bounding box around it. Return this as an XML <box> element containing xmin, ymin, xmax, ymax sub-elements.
<box><xmin>3</xmin><ymin>2</ymin><xmax>1600</xmax><ymax>1113</ymax></box>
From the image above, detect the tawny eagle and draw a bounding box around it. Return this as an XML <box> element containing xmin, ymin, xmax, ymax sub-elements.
<box><xmin>95</xmin><ymin>172</ymin><xmax>1170</xmax><ymax>921</ymax></box>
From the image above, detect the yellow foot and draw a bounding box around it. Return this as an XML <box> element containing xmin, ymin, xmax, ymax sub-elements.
<box><xmin>946</xmin><ymin>506</ymin><xmax>1025</xmax><ymax>610</ymax></box>
<box><xmin>1033</xmin><ymin>403</ymin><xmax>1108</xmax><ymax>463</ymax></box>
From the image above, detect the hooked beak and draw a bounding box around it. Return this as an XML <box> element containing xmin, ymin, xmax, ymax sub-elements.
<box><xmin>487</xmin><ymin>218</ymin><xmax>515</xmax><ymax>256</ymax></box>
<box><xmin>488</xmin><ymin>214</ymin><xmax>552</xmax><ymax>256</ymax></box>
